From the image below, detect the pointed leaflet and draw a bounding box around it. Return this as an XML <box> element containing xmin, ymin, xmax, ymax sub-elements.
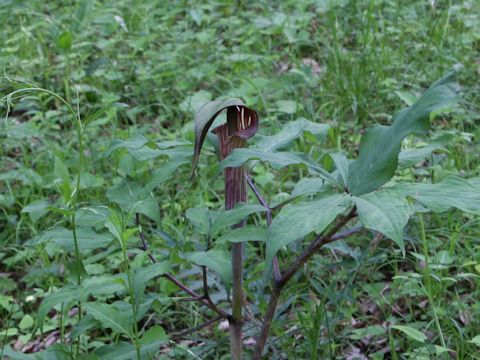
<box><xmin>188</xmin><ymin>250</ymin><xmax>232</xmax><ymax>288</ymax></box>
<box><xmin>254</xmin><ymin>118</ymin><xmax>329</xmax><ymax>152</ymax></box>
<box><xmin>38</xmin><ymin>285</ymin><xmax>84</xmax><ymax>331</ymax></box>
<box><xmin>347</xmin><ymin>72</ymin><xmax>460</xmax><ymax>195</ymax></box>
<box><xmin>393</xmin><ymin>176</ymin><xmax>480</xmax><ymax>214</ymax></box>
<box><xmin>132</xmin><ymin>262</ymin><xmax>170</xmax><ymax>303</ymax></box>
<box><xmin>398</xmin><ymin>144</ymin><xmax>446</xmax><ymax>169</ymax></box>
<box><xmin>220</xmin><ymin>148</ymin><xmax>338</xmax><ymax>185</ymax></box>
<box><xmin>85</xmin><ymin>302</ymin><xmax>133</xmax><ymax>338</ymax></box>
<box><xmin>186</xmin><ymin>204</ymin><xmax>265</xmax><ymax>237</ymax></box>
<box><xmin>192</xmin><ymin>98</ymin><xmax>255</xmax><ymax>173</ymax></box>
<box><xmin>267</xmin><ymin>194</ymin><xmax>352</xmax><ymax>267</ymax></box>
<box><xmin>216</xmin><ymin>225</ymin><xmax>268</xmax><ymax>244</ymax></box>
<box><xmin>355</xmin><ymin>190</ymin><xmax>413</xmax><ymax>254</ymax></box>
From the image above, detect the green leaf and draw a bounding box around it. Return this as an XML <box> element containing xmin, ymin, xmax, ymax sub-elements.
<box><xmin>393</xmin><ymin>176</ymin><xmax>480</xmax><ymax>214</ymax></box>
<box><xmin>2</xmin><ymin>346</ymin><xmax>43</xmax><ymax>359</ymax></box>
<box><xmin>221</xmin><ymin>148</ymin><xmax>337</xmax><ymax>185</ymax></box>
<box><xmin>275</xmin><ymin>99</ymin><xmax>297</xmax><ymax>114</ymax></box>
<box><xmin>140</xmin><ymin>325</ymin><xmax>168</xmax><ymax>345</ymax></box>
<box><xmin>21</xmin><ymin>199</ymin><xmax>51</xmax><ymax>222</ymax></box>
<box><xmin>29</xmin><ymin>226</ymin><xmax>114</xmax><ymax>254</ymax></box>
<box><xmin>85</xmin><ymin>302</ymin><xmax>133</xmax><ymax>338</ymax></box>
<box><xmin>329</xmin><ymin>152</ymin><xmax>350</xmax><ymax>188</ymax></box>
<box><xmin>254</xmin><ymin>118</ymin><xmax>329</xmax><ymax>152</ymax></box>
<box><xmin>291</xmin><ymin>177</ymin><xmax>327</xmax><ymax>197</ymax></box>
<box><xmin>395</xmin><ymin>90</ymin><xmax>417</xmax><ymax>106</ymax></box>
<box><xmin>188</xmin><ymin>250</ymin><xmax>232</xmax><ymax>288</ymax></box>
<box><xmin>347</xmin><ymin>72</ymin><xmax>460</xmax><ymax>195</ymax></box>
<box><xmin>57</xmin><ymin>31</ymin><xmax>72</xmax><ymax>52</ymax></box>
<box><xmin>216</xmin><ymin>225</ymin><xmax>268</xmax><ymax>244</ymax></box>
<box><xmin>186</xmin><ymin>207</ymin><xmax>210</xmax><ymax>235</ymax></box>
<box><xmin>105</xmin><ymin>133</ymin><xmax>162</xmax><ymax>160</ymax></box>
<box><xmin>82</xmin><ymin>275</ymin><xmax>127</xmax><ymax>297</ymax></box>
<box><xmin>38</xmin><ymin>285</ymin><xmax>84</xmax><ymax>331</ymax></box>
<box><xmin>133</xmin><ymin>263</ymin><xmax>170</xmax><ymax>303</ymax></box>
<box><xmin>186</xmin><ymin>204</ymin><xmax>265</xmax><ymax>237</ymax></box>
<box><xmin>180</xmin><ymin>90</ymin><xmax>213</xmax><ymax>113</ymax></box>
<box><xmin>210</xmin><ymin>204</ymin><xmax>265</xmax><ymax>236</ymax></box>
<box><xmin>391</xmin><ymin>325</ymin><xmax>427</xmax><ymax>343</ymax></box>
<box><xmin>107</xmin><ymin>179</ymin><xmax>160</xmax><ymax>223</ymax></box>
<box><xmin>192</xmin><ymin>98</ymin><xmax>246</xmax><ymax>173</ymax></box>
<box><xmin>92</xmin><ymin>338</ymin><xmax>167</xmax><ymax>360</ymax></box>
<box><xmin>398</xmin><ymin>144</ymin><xmax>446</xmax><ymax>169</ymax></box>
<box><xmin>71</xmin><ymin>315</ymin><xmax>99</xmax><ymax>339</ymax></box>
<box><xmin>469</xmin><ymin>335</ymin><xmax>480</xmax><ymax>346</ymax></box>
<box><xmin>19</xmin><ymin>314</ymin><xmax>34</xmax><ymax>330</ymax></box>
<box><xmin>267</xmin><ymin>194</ymin><xmax>352</xmax><ymax>267</ymax></box>
<box><xmin>355</xmin><ymin>190</ymin><xmax>413</xmax><ymax>254</ymax></box>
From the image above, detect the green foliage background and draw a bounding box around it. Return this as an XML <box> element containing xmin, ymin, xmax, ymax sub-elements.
<box><xmin>1</xmin><ymin>0</ymin><xmax>480</xmax><ymax>359</ymax></box>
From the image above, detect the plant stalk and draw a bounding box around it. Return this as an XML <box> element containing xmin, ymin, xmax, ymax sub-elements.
<box><xmin>215</xmin><ymin>122</ymin><xmax>247</xmax><ymax>360</ymax></box>
<box><xmin>253</xmin><ymin>210</ymin><xmax>358</xmax><ymax>359</ymax></box>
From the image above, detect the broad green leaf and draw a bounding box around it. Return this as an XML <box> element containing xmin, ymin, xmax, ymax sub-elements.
<box><xmin>105</xmin><ymin>133</ymin><xmax>162</xmax><ymax>160</ymax></box>
<box><xmin>355</xmin><ymin>190</ymin><xmax>413</xmax><ymax>254</ymax></box>
<box><xmin>329</xmin><ymin>152</ymin><xmax>350</xmax><ymax>188</ymax></box>
<box><xmin>210</xmin><ymin>204</ymin><xmax>265</xmax><ymax>236</ymax></box>
<box><xmin>216</xmin><ymin>225</ymin><xmax>268</xmax><ymax>243</ymax></box>
<box><xmin>19</xmin><ymin>314</ymin><xmax>34</xmax><ymax>330</ymax></box>
<box><xmin>141</xmin><ymin>158</ymin><xmax>190</xmax><ymax>195</ymax></box>
<box><xmin>180</xmin><ymin>90</ymin><xmax>213</xmax><ymax>113</ymax></box>
<box><xmin>2</xmin><ymin>344</ymin><xmax>72</xmax><ymax>360</ymax></box>
<box><xmin>54</xmin><ymin>156</ymin><xmax>70</xmax><ymax>183</ymax></box>
<box><xmin>57</xmin><ymin>31</ymin><xmax>72</xmax><ymax>52</ymax></box>
<box><xmin>391</xmin><ymin>325</ymin><xmax>427</xmax><ymax>343</ymax></box>
<box><xmin>291</xmin><ymin>177</ymin><xmax>327</xmax><ymax>197</ymax></box>
<box><xmin>91</xmin><ymin>338</ymin><xmax>167</xmax><ymax>360</ymax></box>
<box><xmin>71</xmin><ymin>315</ymin><xmax>99</xmax><ymax>339</ymax></box>
<box><xmin>188</xmin><ymin>250</ymin><xmax>232</xmax><ymax>288</ymax></box>
<box><xmin>221</xmin><ymin>148</ymin><xmax>338</xmax><ymax>185</ymax></box>
<box><xmin>29</xmin><ymin>227</ymin><xmax>114</xmax><ymax>254</ymax></box>
<box><xmin>275</xmin><ymin>99</ymin><xmax>297</xmax><ymax>114</ymax></box>
<box><xmin>186</xmin><ymin>204</ymin><xmax>265</xmax><ymax>237</ymax></box>
<box><xmin>192</xmin><ymin>98</ymin><xmax>246</xmax><ymax>173</ymax></box>
<box><xmin>469</xmin><ymin>335</ymin><xmax>480</xmax><ymax>346</ymax></box>
<box><xmin>395</xmin><ymin>90</ymin><xmax>417</xmax><ymax>106</ymax></box>
<box><xmin>140</xmin><ymin>325</ymin><xmax>168</xmax><ymax>345</ymax></box>
<box><xmin>82</xmin><ymin>275</ymin><xmax>127</xmax><ymax>296</ymax></box>
<box><xmin>254</xmin><ymin>118</ymin><xmax>329</xmax><ymax>152</ymax></box>
<box><xmin>85</xmin><ymin>302</ymin><xmax>133</xmax><ymax>338</ymax></box>
<box><xmin>79</xmin><ymin>172</ymin><xmax>104</xmax><ymax>189</ymax></box>
<box><xmin>107</xmin><ymin>179</ymin><xmax>160</xmax><ymax>223</ymax></box>
<box><xmin>394</xmin><ymin>176</ymin><xmax>480</xmax><ymax>214</ymax></box>
<box><xmin>267</xmin><ymin>194</ymin><xmax>352</xmax><ymax>267</ymax></box>
<box><xmin>347</xmin><ymin>72</ymin><xmax>460</xmax><ymax>195</ymax></box>
<box><xmin>76</xmin><ymin>206</ymin><xmax>111</xmax><ymax>227</ymax></box>
<box><xmin>398</xmin><ymin>144</ymin><xmax>446</xmax><ymax>169</ymax></box>
<box><xmin>185</xmin><ymin>207</ymin><xmax>210</xmax><ymax>235</ymax></box>
<box><xmin>133</xmin><ymin>263</ymin><xmax>170</xmax><ymax>303</ymax></box>
<box><xmin>38</xmin><ymin>285</ymin><xmax>84</xmax><ymax>331</ymax></box>
<box><xmin>21</xmin><ymin>199</ymin><xmax>51</xmax><ymax>222</ymax></box>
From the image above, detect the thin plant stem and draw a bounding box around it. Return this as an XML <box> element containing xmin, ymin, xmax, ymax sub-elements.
<box><xmin>245</xmin><ymin>173</ymin><xmax>281</xmax><ymax>282</ymax></box>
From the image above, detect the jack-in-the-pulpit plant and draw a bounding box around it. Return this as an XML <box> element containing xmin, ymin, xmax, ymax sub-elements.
<box><xmin>192</xmin><ymin>99</ymin><xmax>258</xmax><ymax>360</ymax></box>
<box><xmin>188</xmin><ymin>70</ymin><xmax>480</xmax><ymax>359</ymax></box>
